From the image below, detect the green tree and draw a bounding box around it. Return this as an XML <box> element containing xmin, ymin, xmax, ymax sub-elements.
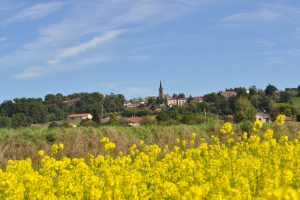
<box><xmin>187</xmin><ymin>95</ymin><xmax>193</xmax><ymax>103</ymax></box>
<box><xmin>0</xmin><ymin>116</ymin><xmax>11</xmax><ymax>128</ymax></box>
<box><xmin>265</xmin><ymin>84</ymin><xmax>278</xmax><ymax>96</ymax></box>
<box><xmin>234</xmin><ymin>97</ymin><xmax>256</xmax><ymax>123</ymax></box>
<box><xmin>249</xmin><ymin>86</ymin><xmax>258</xmax><ymax>96</ymax></box>
<box><xmin>147</xmin><ymin>97</ymin><xmax>156</xmax><ymax>106</ymax></box>
<box><xmin>235</xmin><ymin>87</ymin><xmax>247</xmax><ymax>97</ymax></box>
<box><xmin>11</xmin><ymin>113</ymin><xmax>30</xmax><ymax>128</ymax></box>
<box><xmin>178</xmin><ymin>93</ymin><xmax>186</xmax><ymax>98</ymax></box>
<box><xmin>203</xmin><ymin>93</ymin><xmax>221</xmax><ymax>104</ymax></box>
<box><xmin>280</xmin><ymin>91</ymin><xmax>292</xmax><ymax>103</ymax></box>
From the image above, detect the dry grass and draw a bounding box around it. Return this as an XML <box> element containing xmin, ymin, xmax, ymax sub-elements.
<box><xmin>0</xmin><ymin>122</ymin><xmax>299</xmax><ymax>167</ymax></box>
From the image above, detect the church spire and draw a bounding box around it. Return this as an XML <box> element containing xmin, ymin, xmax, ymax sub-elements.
<box><xmin>159</xmin><ymin>81</ymin><xmax>164</xmax><ymax>99</ymax></box>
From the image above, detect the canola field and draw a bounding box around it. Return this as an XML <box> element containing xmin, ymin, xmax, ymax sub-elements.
<box><xmin>1</xmin><ymin>115</ymin><xmax>300</xmax><ymax>199</ymax></box>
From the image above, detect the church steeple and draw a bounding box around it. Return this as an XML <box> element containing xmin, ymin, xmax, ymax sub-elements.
<box><xmin>159</xmin><ymin>81</ymin><xmax>164</xmax><ymax>99</ymax></box>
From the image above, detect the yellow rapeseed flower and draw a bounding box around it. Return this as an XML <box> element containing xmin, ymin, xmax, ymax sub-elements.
<box><xmin>100</xmin><ymin>137</ymin><xmax>110</xmax><ymax>143</ymax></box>
<box><xmin>264</xmin><ymin>129</ymin><xmax>274</xmax><ymax>140</ymax></box>
<box><xmin>253</xmin><ymin>120</ymin><xmax>263</xmax><ymax>132</ymax></box>
<box><xmin>220</xmin><ymin>122</ymin><xmax>234</xmax><ymax>135</ymax></box>
<box><xmin>275</xmin><ymin>114</ymin><xmax>285</xmax><ymax>126</ymax></box>
<box><xmin>38</xmin><ymin>150</ymin><xmax>45</xmax><ymax>156</ymax></box>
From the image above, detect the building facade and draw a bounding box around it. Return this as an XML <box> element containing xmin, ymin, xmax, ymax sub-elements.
<box><xmin>67</xmin><ymin>113</ymin><xmax>93</xmax><ymax>121</ymax></box>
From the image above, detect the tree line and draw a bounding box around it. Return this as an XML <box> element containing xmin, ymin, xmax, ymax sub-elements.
<box><xmin>0</xmin><ymin>93</ymin><xmax>125</xmax><ymax>128</ymax></box>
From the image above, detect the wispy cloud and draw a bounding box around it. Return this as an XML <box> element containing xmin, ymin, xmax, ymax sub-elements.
<box><xmin>0</xmin><ymin>0</ymin><xmax>205</xmax><ymax>79</ymax></box>
<box><xmin>255</xmin><ymin>39</ymin><xmax>276</xmax><ymax>47</ymax></box>
<box><xmin>4</xmin><ymin>2</ymin><xmax>64</xmax><ymax>24</ymax></box>
<box><xmin>15</xmin><ymin>53</ymin><xmax>113</xmax><ymax>79</ymax></box>
<box><xmin>221</xmin><ymin>8</ymin><xmax>281</xmax><ymax>23</ymax></box>
<box><xmin>0</xmin><ymin>37</ymin><xmax>7</xmax><ymax>43</ymax></box>
<box><xmin>49</xmin><ymin>29</ymin><xmax>126</xmax><ymax>64</ymax></box>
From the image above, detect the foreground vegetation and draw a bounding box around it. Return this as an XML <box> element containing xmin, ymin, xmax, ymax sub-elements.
<box><xmin>0</xmin><ymin>116</ymin><xmax>300</xmax><ymax>199</ymax></box>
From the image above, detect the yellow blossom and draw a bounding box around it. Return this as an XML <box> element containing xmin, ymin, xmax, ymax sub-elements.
<box><xmin>220</xmin><ymin>122</ymin><xmax>234</xmax><ymax>135</ymax></box>
<box><xmin>253</xmin><ymin>120</ymin><xmax>263</xmax><ymax>132</ymax></box>
<box><xmin>275</xmin><ymin>114</ymin><xmax>285</xmax><ymax>126</ymax></box>
<box><xmin>38</xmin><ymin>150</ymin><xmax>45</xmax><ymax>156</ymax></box>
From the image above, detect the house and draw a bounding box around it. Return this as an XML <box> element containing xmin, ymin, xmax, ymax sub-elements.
<box><xmin>166</xmin><ymin>97</ymin><xmax>187</xmax><ymax>107</ymax></box>
<box><xmin>285</xmin><ymin>88</ymin><xmax>299</xmax><ymax>96</ymax></box>
<box><xmin>128</xmin><ymin>117</ymin><xmax>143</xmax><ymax>126</ymax></box>
<box><xmin>221</xmin><ymin>90</ymin><xmax>237</xmax><ymax>99</ymax></box>
<box><xmin>132</xmin><ymin>101</ymin><xmax>142</xmax><ymax>108</ymax></box>
<box><xmin>166</xmin><ymin>98</ymin><xmax>177</xmax><ymax>107</ymax></box>
<box><xmin>256</xmin><ymin>112</ymin><xmax>271</xmax><ymax>123</ymax></box>
<box><xmin>67</xmin><ymin>113</ymin><xmax>93</xmax><ymax>121</ymax></box>
<box><xmin>124</xmin><ymin>102</ymin><xmax>133</xmax><ymax>108</ymax></box>
<box><xmin>124</xmin><ymin>99</ymin><xmax>146</xmax><ymax>108</ymax></box>
<box><xmin>177</xmin><ymin>98</ymin><xmax>187</xmax><ymax>106</ymax></box>
<box><xmin>194</xmin><ymin>96</ymin><xmax>204</xmax><ymax>103</ymax></box>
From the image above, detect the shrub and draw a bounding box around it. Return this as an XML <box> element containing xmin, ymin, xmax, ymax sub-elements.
<box><xmin>239</xmin><ymin>120</ymin><xmax>253</xmax><ymax>134</ymax></box>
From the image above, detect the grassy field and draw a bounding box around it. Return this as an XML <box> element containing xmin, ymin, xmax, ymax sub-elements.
<box><xmin>0</xmin><ymin>121</ymin><xmax>299</xmax><ymax>167</ymax></box>
<box><xmin>0</xmin><ymin>124</ymin><xmax>217</xmax><ymax>166</ymax></box>
<box><xmin>292</xmin><ymin>97</ymin><xmax>300</xmax><ymax>110</ymax></box>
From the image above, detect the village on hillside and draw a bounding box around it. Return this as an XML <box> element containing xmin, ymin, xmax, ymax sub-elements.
<box><xmin>64</xmin><ymin>82</ymin><xmax>300</xmax><ymax>127</ymax></box>
<box><xmin>0</xmin><ymin>81</ymin><xmax>299</xmax><ymax>128</ymax></box>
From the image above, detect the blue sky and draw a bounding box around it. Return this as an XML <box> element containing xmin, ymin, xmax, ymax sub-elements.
<box><xmin>0</xmin><ymin>0</ymin><xmax>299</xmax><ymax>101</ymax></box>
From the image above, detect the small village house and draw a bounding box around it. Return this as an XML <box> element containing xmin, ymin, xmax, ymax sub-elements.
<box><xmin>194</xmin><ymin>96</ymin><xmax>204</xmax><ymax>103</ymax></box>
<box><xmin>285</xmin><ymin>88</ymin><xmax>299</xmax><ymax>96</ymax></box>
<box><xmin>177</xmin><ymin>98</ymin><xmax>187</xmax><ymax>106</ymax></box>
<box><xmin>67</xmin><ymin>113</ymin><xmax>93</xmax><ymax>121</ymax></box>
<box><xmin>128</xmin><ymin>117</ymin><xmax>143</xmax><ymax>126</ymax></box>
<box><xmin>123</xmin><ymin>102</ymin><xmax>133</xmax><ymax>108</ymax></box>
<box><xmin>221</xmin><ymin>90</ymin><xmax>237</xmax><ymax>99</ymax></box>
<box><xmin>166</xmin><ymin>97</ymin><xmax>187</xmax><ymax>107</ymax></box>
<box><xmin>256</xmin><ymin>112</ymin><xmax>271</xmax><ymax>123</ymax></box>
<box><xmin>166</xmin><ymin>98</ymin><xmax>177</xmax><ymax>107</ymax></box>
<box><xmin>124</xmin><ymin>99</ymin><xmax>146</xmax><ymax>108</ymax></box>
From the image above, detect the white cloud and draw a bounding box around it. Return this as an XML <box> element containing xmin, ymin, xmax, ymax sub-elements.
<box><xmin>5</xmin><ymin>2</ymin><xmax>64</xmax><ymax>23</ymax></box>
<box><xmin>0</xmin><ymin>0</ymin><xmax>206</xmax><ymax>79</ymax></box>
<box><xmin>15</xmin><ymin>53</ymin><xmax>113</xmax><ymax>79</ymax></box>
<box><xmin>255</xmin><ymin>39</ymin><xmax>276</xmax><ymax>47</ymax></box>
<box><xmin>49</xmin><ymin>29</ymin><xmax>126</xmax><ymax>64</ymax></box>
<box><xmin>14</xmin><ymin>66</ymin><xmax>44</xmax><ymax>79</ymax></box>
<box><xmin>0</xmin><ymin>37</ymin><xmax>7</xmax><ymax>42</ymax></box>
<box><xmin>222</xmin><ymin>8</ymin><xmax>281</xmax><ymax>23</ymax></box>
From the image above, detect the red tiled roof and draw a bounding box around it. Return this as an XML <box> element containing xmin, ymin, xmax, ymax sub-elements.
<box><xmin>128</xmin><ymin>117</ymin><xmax>143</xmax><ymax>123</ymax></box>
<box><xmin>68</xmin><ymin>113</ymin><xmax>92</xmax><ymax>118</ymax></box>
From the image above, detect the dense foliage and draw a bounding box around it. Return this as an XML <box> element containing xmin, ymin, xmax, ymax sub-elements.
<box><xmin>0</xmin><ymin>93</ymin><xmax>125</xmax><ymax>128</ymax></box>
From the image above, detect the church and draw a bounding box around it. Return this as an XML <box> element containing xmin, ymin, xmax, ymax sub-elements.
<box><xmin>158</xmin><ymin>81</ymin><xmax>187</xmax><ymax>107</ymax></box>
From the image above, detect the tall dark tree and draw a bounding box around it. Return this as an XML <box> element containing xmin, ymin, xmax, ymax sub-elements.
<box><xmin>249</xmin><ymin>86</ymin><xmax>258</xmax><ymax>96</ymax></box>
<box><xmin>178</xmin><ymin>93</ymin><xmax>186</xmax><ymax>98</ymax></box>
<box><xmin>265</xmin><ymin>84</ymin><xmax>278</xmax><ymax>96</ymax></box>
